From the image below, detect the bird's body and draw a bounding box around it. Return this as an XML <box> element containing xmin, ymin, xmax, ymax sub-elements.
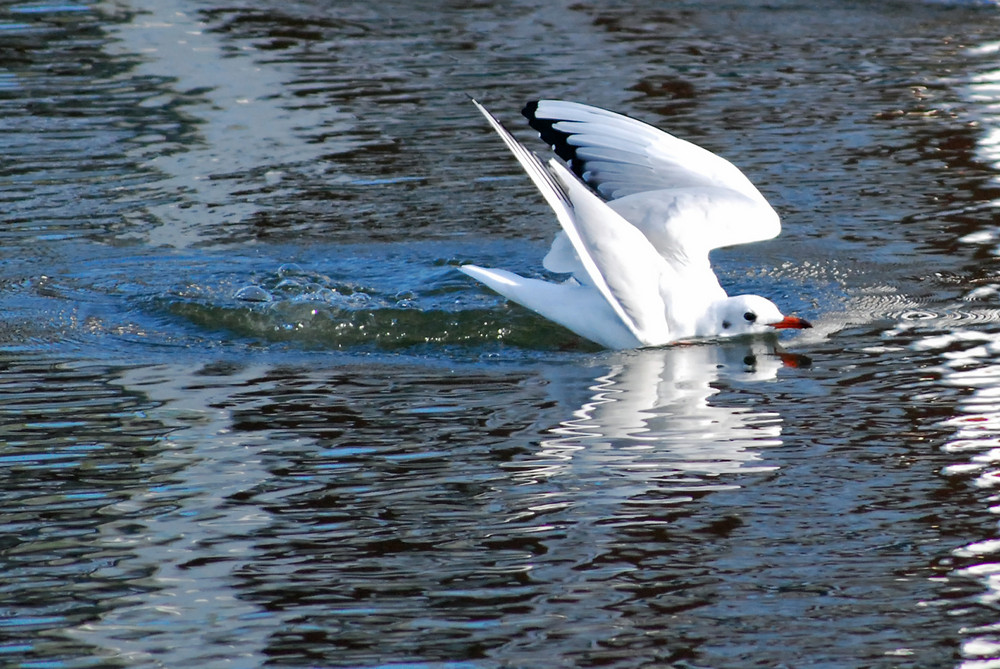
<box><xmin>460</xmin><ymin>99</ymin><xmax>811</xmax><ymax>349</ymax></box>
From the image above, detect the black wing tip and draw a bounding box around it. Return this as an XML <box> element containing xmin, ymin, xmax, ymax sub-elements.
<box><xmin>521</xmin><ymin>99</ymin><xmax>584</xmax><ymax>179</ymax></box>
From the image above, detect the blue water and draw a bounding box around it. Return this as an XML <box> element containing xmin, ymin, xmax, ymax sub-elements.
<box><xmin>5</xmin><ymin>0</ymin><xmax>1000</xmax><ymax>667</ymax></box>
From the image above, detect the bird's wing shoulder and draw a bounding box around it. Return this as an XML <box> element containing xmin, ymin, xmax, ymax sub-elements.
<box><xmin>608</xmin><ymin>187</ymin><xmax>780</xmax><ymax>263</ymax></box>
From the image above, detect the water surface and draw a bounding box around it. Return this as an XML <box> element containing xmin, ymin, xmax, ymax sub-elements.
<box><xmin>5</xmin><ymin>0</ymin><xmax>1000</xmax><ymax>667</ymax></box>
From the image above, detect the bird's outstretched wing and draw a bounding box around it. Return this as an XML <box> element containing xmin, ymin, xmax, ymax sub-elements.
<box><xmin>523</xmin><ymin>100</ymin><xmax>780</xmax><ymax>267</ymax></box>
<box><xmin>471</xmin><ymin>99</ymin><xmax>672</xmax><ymax>346</ymax></box>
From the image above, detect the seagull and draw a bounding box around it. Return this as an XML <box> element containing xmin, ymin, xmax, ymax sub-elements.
<box><xmin>459</xmin><ymin>99</ymin><xmax>812</xmax><ymax>349</ymax></box>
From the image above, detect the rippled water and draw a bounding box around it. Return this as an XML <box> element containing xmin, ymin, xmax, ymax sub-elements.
<box><xmin>6</xmin><ymin>0</ymin><xmax>1000</xmax><ymax>667</ymax></box>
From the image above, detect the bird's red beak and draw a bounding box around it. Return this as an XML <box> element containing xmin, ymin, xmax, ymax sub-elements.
<box><xmin>769</xmin><ymin>316</ymin><xmax>812</xmax><ymax>330</ymax></box>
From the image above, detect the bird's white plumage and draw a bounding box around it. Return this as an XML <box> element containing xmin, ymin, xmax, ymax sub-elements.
<box><xmin>460</xmin><ymin>99</ymin><xmax>809</xmax><ymax>348</ymax></box>
<box><xmin>526</xmin><ymin>100</ymin><xmax>771</xmax><ymax>204</ymax></box>
<box><xmin>468</xmin><ymin>98</ymin><xmax>657</xmax><ymax>343</ymax></box>
<box><xmin>458</xmin><ymin>264</ymin><xmax>640</xmax><ymax>349</ymax></box>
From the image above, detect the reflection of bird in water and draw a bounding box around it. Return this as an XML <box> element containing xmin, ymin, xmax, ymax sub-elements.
<box><xmin>518</xmin><ymin>339</ymin><xmax>803</xmax><ymax>485</ymax></box>
<box><xmin>460</xmin><ymin>100</ymin><xmax>811</xmax><ymax>349</ymax></box>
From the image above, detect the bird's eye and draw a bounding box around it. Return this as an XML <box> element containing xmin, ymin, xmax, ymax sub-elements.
<box><xmin>722</xmin><ymin>320</ymin><xmax>731</xmax><ymax>329</ymax></box>
<box><xmin>744</xmin><ymin>312</ymin><xmax>757</xmax><ymax>322</ymax></box>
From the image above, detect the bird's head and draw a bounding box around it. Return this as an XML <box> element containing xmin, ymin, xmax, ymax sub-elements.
<box><xmin>713</xmin><ymin>294</ymin><xmax>812</xmax><ymax>336</ymax></box>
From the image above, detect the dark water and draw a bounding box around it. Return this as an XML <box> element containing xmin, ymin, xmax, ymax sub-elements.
<box><xmin>5</xmin><ymin>0</ymin><xmax>1000</xmax><ymax>666</ymax></box>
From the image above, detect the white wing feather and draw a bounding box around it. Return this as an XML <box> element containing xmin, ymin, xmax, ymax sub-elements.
<box><xmin>525</xmin><ymin>100</ymin><xmax>780</xmax><ymax>262</ymax></box>
<box><xmin>543</xmin><ymin>157</ymin><xmax>671</xmax><ymax>344</ymax></box>
<box><xmin>471</xmin><ymin>99</ymin><xmax>672</xmax><ymax>345</ymax></box>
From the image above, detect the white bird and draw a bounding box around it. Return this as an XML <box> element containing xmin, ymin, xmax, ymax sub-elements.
<box><xmin>459</xmin><ymin>99</ymin><xmax>811</xmax><ymax>349</ymax></box>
